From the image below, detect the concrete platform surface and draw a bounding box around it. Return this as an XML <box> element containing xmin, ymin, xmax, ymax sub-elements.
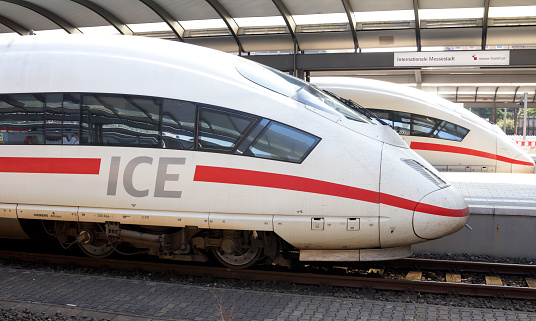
<box><xmin>443</xmin><ymin>173</ymin><xmax>536</xmax><ymax>214</ymax></box>
<box><xmin>1</xmin><ymin>266</ymin><xmax>535</xmax><ymax>321</ymax></box>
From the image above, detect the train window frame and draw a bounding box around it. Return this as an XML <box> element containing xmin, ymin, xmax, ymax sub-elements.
<box><xmin>0</xmin><ymin>92</ymin><xmax>321</xmax><ymax>164</ymax></box>
<box><xmin>369</xmin><ymin>108</ymin><xmax>470</xmax><ymax>142</ymax></box>
<box><xmin>45</xmin><ymin>93</ymin><xmax>64</xmax><ymax>145</ymax></box>
<box><xmin>392</xmin><ymin>111</ymin><xmax>411</xmax><ymax>136</ymax></box>
<box><xmin>196</xmin><ymin>105</ymin><xmax>260</xmax><ymax>153</ymax></box>
<box><xmin>81</xmin><ymin>93</ymin><xmax>161</xmax><ymax>148</ymax></box>
<box><xmin>431</xmin><ymin>121</ymin><xmax>470</xmax><ymax>142</ymax></box>
<box><xmin>61</xmin><ymin>93</ymin><xmax>81</xmax><ymax>145</ymax></box>
<box><xmin>411</xmin><ymin>114</ymin><xmax>439</xmax><ymax>137</ymax></box>
<box><xmin>161</xmin><ymin>99</ymin><xmax>196</xmax><ymax>150</ymax></box>
<box><xmin>0</xmin><ymin>93</ymin><xmax>46</xmax><ymax>145</ymax></box>
<box><xmin>242</xmin><ymin>121</ymin><xmax>321</xmax><ymax>164</ymax></box>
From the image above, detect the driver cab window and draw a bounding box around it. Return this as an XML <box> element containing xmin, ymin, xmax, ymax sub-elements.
<box><xmin>197</xmin><ymin>107</ymin><xmax>258</xmax><ymax>151</ymax></box>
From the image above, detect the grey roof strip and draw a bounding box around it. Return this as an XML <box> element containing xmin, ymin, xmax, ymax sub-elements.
<box><xmin>69</xmin><ymin>0</ymin><xmax>133</xmax><ymax>35</ymax></box>
<box><xmin>138</xmin><ymin>0</ymin><xmax>184</xmax><ymax>41</ymax></box>
<box><xmin>205</xmin><ymin>0</ymin><xmax>244</xmax><ymax>53</ymax></box>
<box><xmin>0</xmin><ymin>0</ymin><xmax>81</xmax><ymax>34</ymax></box>
<box><xmin>0</xmin><ymin>13</ymin><xmax>28</xmax><ymax>35</ymax></box>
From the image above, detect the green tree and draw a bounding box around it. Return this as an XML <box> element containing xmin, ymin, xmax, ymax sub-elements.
<box><xmin>517</xmin><ymin>108</ymin><xmax>536</xmax><ymax>116</ymax></box>
<box><xmin>496</xmin><ymin>118</ymin><xmax>515</xmax><ymax>135</ymax></box>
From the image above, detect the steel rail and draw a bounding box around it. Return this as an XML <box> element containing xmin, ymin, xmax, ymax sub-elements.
<box><xmin>0</xmin><ymin>251</ymin><xmax>534</xmax><ymax>300</ymax></box>
<box><xmin>388</xmin><ymin>258</ymin><xmax>536</xmax><ymax>275</ymax></box>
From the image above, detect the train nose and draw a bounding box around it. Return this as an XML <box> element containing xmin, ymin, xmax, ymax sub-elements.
<box><xmin>413</xmin><ymin>186</ymin><xmax>469</xmax><ymax>240</ymax></box>
<box><xmin>512</xmin><ymin>153</ymin><xmax>535</xmax><ymax>173</ymax></box>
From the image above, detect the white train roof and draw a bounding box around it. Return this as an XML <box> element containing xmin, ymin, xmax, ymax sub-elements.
<box><xmin>313</xmin><ymin>76</ymin><xmax>496</xmax><ymax>132</ymax></box>
<box><xmin>0</xmin><ymin>35</ymin><xmax>296</xmax><ymax>119</ymax></box>
<box><xmin>0</xmin><ymin>34</ymin><xmax>239</xmax><ymax>82</ymax></box>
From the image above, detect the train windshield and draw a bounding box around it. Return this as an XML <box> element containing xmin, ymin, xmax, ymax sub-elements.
<box><xmin>236</xmin><ymin>60</ymin><xmax>374</xmax><ymax>124</ymax></box>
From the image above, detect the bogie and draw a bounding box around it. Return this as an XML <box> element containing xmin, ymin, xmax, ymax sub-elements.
<box><xmin>40</xmin><ymin>219</ymin><xmax>281</xmax><ymax>268</ymax></box>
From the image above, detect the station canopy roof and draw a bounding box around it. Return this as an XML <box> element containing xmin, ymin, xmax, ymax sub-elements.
<box><xmin>1</xmin><ymin>0</ymin><xmax>535</xmax><ymax>105</ymax></box>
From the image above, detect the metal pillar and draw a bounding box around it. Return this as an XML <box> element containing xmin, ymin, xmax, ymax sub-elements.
<box><xmin>297</xmin><ymin>69</ymin><xmax>305</xmax><ymax>80</ymax></box>
<box><xmin>523</xmin><ymin>92</ymin><xmax>528</xmax><ymax>140</ymax></box>
<box><xmin>503</xmin><ymin>108</ymin><xmax>507</xmax><ymax>133</ymax></box>
<box><xmin>514</xmin><ymin>108</ymin><xmax>518</xmax><ymax>135</ymax></box>
<box><xmin>293</xmin><ymin>41</ymin><xmax>298</xmax><ymax>77</ymax></box>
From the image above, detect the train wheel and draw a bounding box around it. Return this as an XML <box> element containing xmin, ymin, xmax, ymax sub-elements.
<box><xmin>77</xmin><ymin>229</ymin><xmax>115</xmax><ymax>258</ymax></box>
<box><xmin>211</xmin><ymin>246</ymin><xmax>262</xmax><ymax>269</ymax></box>
<box><xmin>78</xmin><ymin>242</ymin><xmax>115</xmax><ymax>258</ymax></box>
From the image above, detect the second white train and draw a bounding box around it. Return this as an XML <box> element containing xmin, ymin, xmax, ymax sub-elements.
<box><xmin>314</xmin><ymin>77</ymin><xmax>535</xmax><ymax>174</ymax></box>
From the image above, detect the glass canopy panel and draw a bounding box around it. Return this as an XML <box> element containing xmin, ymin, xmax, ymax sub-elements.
<box><xmin>179</xmin><ymin>19</ymin><xmax>228</xmax><ymax>30</ymax></box>
<box><xmin>234</xmin><ymin>16</ymin><xmax>286</xmax><ymax>27</ymax></box>
<box><xmin>488</xmin><ymin>6</ymin><xmax>536</xmax><ymax>18</ymax></box>
<box><xmin>495</xmin><ymin>86</ymin><xmax>517</xmax><ymax>102</ymax></box>
<box><xmin>353</xmin><ymin>10</ymin><xmax>415</xmax><ymax>30</ymax></box>
<box><xmin>293</xmin><ymin>13</ymin><xmax>349</xmax><ymax>25</ymax></box>
<box><xmin>456</xmin><ymin>86</ymin><xmax>477</xmax><ymax>102</ymax></box>
<box><xmin>488</xmin><ymin>6</ymin><xmax>536</xmax><ymax>27</ymax></box>
<box><xmin>420</xmin><ymin>8</ymin><xmax>483</xmax><ymax>29</ymax></box>
<box><xmin>128</xmin><ymin>22</ymin><xmax>171</xmax><ymax>33</ymax></box>
<box><xmin>354</xmin><ymin>10</ymin><xmax>415</xmax><ymax>22</ymax></box>
<box><xmin>361</xmin><ymin>47</ymin><xmax>417</xmax><ymax>52</ymax></box>
<box><xmin>79</xmin><ymin>26</ymin><xmax>120</xmax><ymax>35</ymax></box>
<box><xmin>419</xmin><ymin>8</ymin><xmax>484</xmax><ymax>20</ymax></box>
<box><xmin>514</xmin><ymin>87</ymin><xmax>536</xmax><ymax>102</ymax></box>
<box><xmin>437</xmin><ymin>86</ymin><xmax>457</xmax><ymax>101</ymax></box>
<box><xmin>476</xmin><ymin>86</ymin><xmax>497</xmax><ymax>102</ymax></box>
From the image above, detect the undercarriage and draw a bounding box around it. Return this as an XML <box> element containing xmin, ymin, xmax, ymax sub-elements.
<box><xmin>42</xmin><ymin>221</ymin><xmax>289</xmax><ymax>269</ymax></box>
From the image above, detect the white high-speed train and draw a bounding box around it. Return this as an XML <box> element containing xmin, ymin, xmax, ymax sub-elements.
<box><xmin>314</xmin><ymin>77</ymin><xmax>535</xmax><ymax>174</ymax></box>
<box><xmin>0</xmin><ymin>35</ymin><xmax>468</xmax><ymax>268</ymax></box>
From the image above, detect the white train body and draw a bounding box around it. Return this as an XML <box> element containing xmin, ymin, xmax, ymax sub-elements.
<box><xmin>314</xmin><ymin>77</ymin><xmax>535</xmax><ymax>174</ymax></box>
<box><xmin>0</xmin><ymin>35</ymin><xmax>468</xmax><ymax>267</ymax></box>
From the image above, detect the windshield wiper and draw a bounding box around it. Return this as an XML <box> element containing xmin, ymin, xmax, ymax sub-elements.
<box><xmin>322</xmin><ymin>90</ymin><xmax>388</xmax><ymax>125</ymax></box>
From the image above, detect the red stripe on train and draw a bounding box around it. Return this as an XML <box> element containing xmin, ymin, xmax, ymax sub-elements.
<box><xmin>410</xmin><ymin>142</ymin><xmax>534</xmax><ymax>167</ymax></box>
<box><xmin>0</xmin><ymin>157</ymin><xmax>101</xmax><ymax>174</ymax></box>
<box><xmin>194</xmin><ymin>165</ymin><xmax>468</xmax><ymax>217</ymax></box>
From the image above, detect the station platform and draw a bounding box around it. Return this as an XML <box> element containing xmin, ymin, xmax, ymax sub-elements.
<box><xmin>413</xmin><ymin>172</ymin><xmax>536</xmax><ymax>259</ymax></box>
<box><xmin>443</xmin><ymin>172</ymin><xmax>536</xmax><ymax>215</ymax></box>
<box><xmin>1</xmin><ymin>265</ymin><xmax>534</xmax><ymax>321</ymax></box>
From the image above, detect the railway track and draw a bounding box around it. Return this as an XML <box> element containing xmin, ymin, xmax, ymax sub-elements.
<box><xmin>0</xmin><ymin>250</ymin><xmax>534</xmax><ymax>300</ymax></box>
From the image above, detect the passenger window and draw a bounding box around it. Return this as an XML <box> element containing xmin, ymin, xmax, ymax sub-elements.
<box><xmin>197</xmin><ymin>108</ymin><xmax>257</xmax><ymax>151</ymax></box>
<box><xmin>62</xmin><ymin>93</ymin><xmax>81</xmax><ymax>144</ymax></box>
<box><xmin>81</xmin><ymin>94</ymin><xmax>160</xmax><ymax>147</ymax></box>
<box><xmin>392</xmin><ymin>111</ymin><xmax>411</xmax><ymax>136</ymax></box>
<box><xmin>45</xmin><ymin>94</ymin><xmax>63</xmax><ymax>145</ymax></box>
<box><xmin>432</xmin><ymin>121</ymin><xmax>469</xmax><ymax>141</ymax></box>
<box><xmin>411</xmin><ymin>114</ymin><xmax>437</xmax><ymax>137</ymax></box>
<box><xmin>0</xmin><ymin>94</ymin><xmax>45</xmax><ymax>145</ymax></box>
<box><xmin>370</xmin><ymin>109</ymin><xmax>469</xmax><ymax>142</ymax></box>
<box><xmin>370</xmin><ymin>109</ymin><xmax>393</xmax><ymax>127</ymax></box>
<box><xmin>244</xmin><ymin>122</ymin><xmax>320</xmax><ymax>163</ymax></box>
<box><xmin>162</xmin><ymin>99</ymin><xmax>196</xmax><ymax>150</ymax></box>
